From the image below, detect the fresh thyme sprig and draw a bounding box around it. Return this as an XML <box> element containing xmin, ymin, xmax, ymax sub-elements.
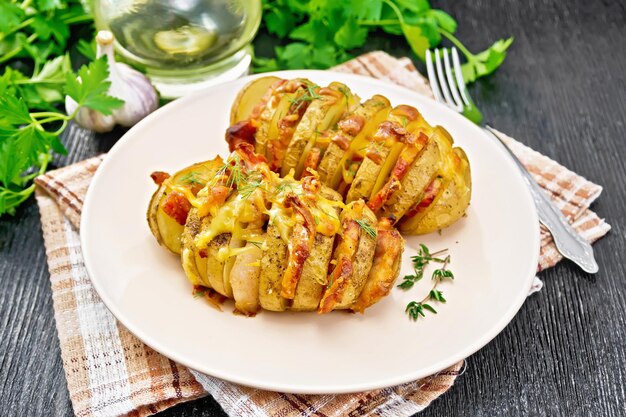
<box><xmin>397</xmin><ymin>244</ymin><xmax>448</xmax><ymax>290</ymax></box>
<box><xmin>404</xmin><ymin>249</ymin><xmax>454</xmax><ymax>321</ymax></box>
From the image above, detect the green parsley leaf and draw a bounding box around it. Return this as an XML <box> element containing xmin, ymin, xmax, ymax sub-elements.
<box><xmin>64</xmin><ymin>57</ymin><xmax>125</xmax><ymax>115</ymax></box>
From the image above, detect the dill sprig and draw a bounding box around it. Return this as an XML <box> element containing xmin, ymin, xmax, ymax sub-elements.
<box><xmin>180</xmin><ymin>171</ymin><xmax>203</xmax><ymax>185</ymax></box>
<box><xmin>289</xmin><ymin>84</ymin><xmax>323</xmax><ymax>110</ymax></box>
<box><xmin>355</xmin><ymin>218</ymin><xmax>377</xmax><ymax>238</ymax></box>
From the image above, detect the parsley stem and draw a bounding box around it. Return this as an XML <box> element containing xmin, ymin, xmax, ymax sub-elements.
<box><xmin>438</xmin><ymin>29</ymin><xmax>474</xmax><ymax>61</ymax></box>
<box><xmin>358</xmin><ymin>19</ymin><xmax>400</xmax><ymax>26</ymax></box>
<box><xmin>0</xmin><ymin>17</ymin><xmax>34</xmax><ymax>40</ymax></box>
<box><xmin>381</xmin><ymin>0</ymin><xmax>406</xmax><ymax>25</ymax></box>
<box><xmin>62</xmin><ymin>14</ymin><xmax>93</xmax><ymax>25</ymax></box>
<box><xmin>0</xmin><ymin>33</ymin><xmax>37</xmax><ymax>64</ymax></box>
<box><xmin>31</xmin><ymin>112</ymin><xmax>68</xmax><ymax>119</ymax></box>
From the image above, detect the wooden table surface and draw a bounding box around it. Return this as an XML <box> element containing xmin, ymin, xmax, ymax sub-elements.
<box><xmin>1</xmin><ymin>1</ymin><xmax>625</xmax><ymax>416</ymax></box>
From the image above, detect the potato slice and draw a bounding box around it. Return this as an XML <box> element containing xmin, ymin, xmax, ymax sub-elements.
<box><xmin>155</xmin><ymin>188</ymin><xmax>187</xmax><ymax>254</ymax></box>
<box><xmin>256</xmin><ymin>78</ymin><xmax>311</xmax><ymax>159</ymax></box>
<box><xmin>291</xmin><ymin>187</ymin><xmax>341</xmax><ymax>311</ymax></box>
<box><xmin>230</xmin><ymin>76</ymin><xmax>282</xmax><ymax>124</ymax></box>
<box><xmin>180</xmin><ymin>209</ymin><xmax>208</xmax><ymax>287</ymax></box>
<box><xmin>378</xmin><ymin>128</ymin><xmax>444</xmax><ymax>221</ymax></box>
<box><xmin>335</xmin><ymin>206</ymin><xmax>377</xmax><ymax>309</ymax></box>
<box><xmin>259</xmin><ymin>221</ymin><xmax>289</xmax><ymax>311</ymax></box>
<box><xmin>318</xmin><ymin>201</ymin><xmax>377</xmax><ymax>313</ymax></box>
<box><xmin>205</xmin><ymin>233</ymin><xmax>231</xmax><ymax>297</ymax></box>
<box><xmin>346</xmin><ymin>106</ymin><xmax>421</xmax><ymax>203</ymax></box>
<box><xmin>230</xmin><ymin>241</ymin><xmax>263</xmax><ymax>315</ymax></box>
<box><xmin>352</xmin><ymin>218</ymin><xmax>404</xmax><ymax>313</ymax></box>
<box><xmin>222</xmin><ymin>233</ymin><xmax>245</xmax><ymax>297</ymax></box>
<box><xmin>147</xmin><ymin>184</ymin><xmax>167</xmax><ymax>245</ymax></box>
<box><xmin>327</xmin><ymin>105</ymin><xmax>392</xmax><ymax>190</ymax></box>
<box><xmin>293</xmin><ymin>84</ymin><xmax>359</xmax><ymax>178</ymax></box>
<box><xmin>399</xmin><ymin>147</ymin><xmax>471</xmax><ymax>234</ymax></box>
<box><xmin>281</xmin><ymin>82</ymin><xmax>358</xmax><ymax>178</ymax></box>
<box><xmin>317</xmin><ymin>96</ymin><xmax>390</xmax><ymax>184</ymax></box>
<box><xmin>265</xmin><ymin>82</ymin><xmax>312</xmax><ymax>170</ymax></box>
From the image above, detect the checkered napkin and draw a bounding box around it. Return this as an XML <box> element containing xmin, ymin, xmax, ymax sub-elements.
<box><xmin>34</xmin><ymin>51</ymin><xmax>610</xmax><ymax>417</ymax></box>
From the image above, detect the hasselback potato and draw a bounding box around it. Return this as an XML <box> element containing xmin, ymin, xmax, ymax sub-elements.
<box><xmin>226</xmin><ymin>77</ymin><xmax>471</xmax><ymax>235</ymax></box>
<box><xmin>147</xmin><ymin>145</ymin><xmax>404</xmax><ymax>314</ymax></box>
<box><xmin>147</xmin><ymin>77</ymin><xmax>472</xmax><ymax>315</ymax></box>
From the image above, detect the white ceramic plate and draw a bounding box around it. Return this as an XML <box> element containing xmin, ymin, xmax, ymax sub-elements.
<box><xmin>81</xmin><ymin>70</ymin><xmax>539</xmax><ymax>394</ymax></box>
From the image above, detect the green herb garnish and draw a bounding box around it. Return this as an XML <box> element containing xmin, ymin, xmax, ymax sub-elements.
<box><xmin>255</xmin><ymin>0</ymin><xmax>512</xmax><ymax>84</ymax></box>
<box><xmin>397</xmin><ymin>244</ymin><xmax>447</xmax><ymax>289</ymax></box>
<box><xmin>402</xmin><ymin>245</ymin><xmax>453</xmax><ymax>321</ymax></box>
<box><xmin>355</xmin><ymin>218</ymin><xmax>377</xmax><ymax>238</ymax></box>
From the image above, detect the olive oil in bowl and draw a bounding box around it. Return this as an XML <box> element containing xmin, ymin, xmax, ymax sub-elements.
<box><xmin>95</xmin><ymin>0</ymin><xmax>261</xmax><ymax>97</ymax></box>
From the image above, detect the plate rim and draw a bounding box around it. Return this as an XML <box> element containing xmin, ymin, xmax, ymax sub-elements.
<box><xmin>81</xmin><ymin>70</ymin><xmax>540</xmax><ymax>394</ymax></box>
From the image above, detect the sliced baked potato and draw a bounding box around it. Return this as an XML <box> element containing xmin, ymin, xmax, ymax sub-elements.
<box><xmin>181</xmin><ymin>208</ymin><xmax>209</xmax><ymax>287</ymax></box>
<box><xmin>229</xmin><ymin>240</ymin><xmax>264</xmax><ymax>315</ymax></box>
<box><xmin>345</xmin><ymin>105</ymin><xmax>421</xmax><ymax>203</ymax></box>
<box><xmin>281</xmin><ymin>82</ymin><xmax>359</xmax><ymax>178</ymax></box>
<box><xmin>318</xmin><ymin>200</ymin><xmax>378</xmax><ymax>313</ymax></box>
<box><xmin>316</xmin><ymin>95</ymin><xmax>391</xmax><ymax>183</ymax></box>
<box><xmin>230</xmin><ymin>76</ymin><xmax>282</xmax><ymax>124</ymax></box>
<box><xmin>259</xmin><ymin>220</ymin><xmax>289</xmax><ymax>311</ymax></box>
<box><xmin>399</xmin><ymin>147</ymin><xmax>471</xmax><ymax>234</ymax></box>
<box><xmin>291</xmin><ymin>187</ymin><xmax>342</xmax><ymax>311</ymax></box>
<box><xmin>352</xmin><ymin>217</ymin><xmax>404</xmax><ymax>313</ymax></box>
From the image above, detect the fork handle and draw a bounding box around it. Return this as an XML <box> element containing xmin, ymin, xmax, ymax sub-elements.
<box><xmin>484</xmin><ymin>126</ymin><xmax>599</xmax><ymax>274</ymax></box>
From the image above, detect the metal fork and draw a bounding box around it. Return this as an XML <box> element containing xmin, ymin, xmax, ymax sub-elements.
<box><xmin>425</xmin><ymin>48</ymin><xmax>599</xmax><ymax>274</ymax></box>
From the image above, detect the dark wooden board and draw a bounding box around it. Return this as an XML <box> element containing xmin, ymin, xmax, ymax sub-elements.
<box><xmin>1</xmin><ymin>0</ymin><xmax>625</xmax><ymax>416</ymax></box>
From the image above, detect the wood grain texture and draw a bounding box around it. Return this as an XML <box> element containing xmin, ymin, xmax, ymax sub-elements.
<box><xmin>1</xmin><ymin>0</ymin><xmax>624</xmax><ymax>416</ymax></box>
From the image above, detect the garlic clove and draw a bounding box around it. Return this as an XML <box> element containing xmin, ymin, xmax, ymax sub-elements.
<box><xmin>65</xmin><ymin>30</ymin><xmax>159</xmax><ymax>133</ymax></box>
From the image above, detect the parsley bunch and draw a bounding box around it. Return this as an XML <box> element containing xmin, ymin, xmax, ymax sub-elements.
<box><xmin>255</xmin><ymin>0</ymin><xmax>512</xmax><ymax>83</ymax></box>
<box><xmin>0</xmin><ymin>0</ymin><xmax>123</xmax><ymax>216</ymax></box>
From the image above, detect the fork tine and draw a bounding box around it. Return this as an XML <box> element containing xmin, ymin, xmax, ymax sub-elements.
<box><xmin>451</xmin><ymin>48</ymin><xmax>470</xmax><ymax>107</ymax></box>
<box><xmin>442</xmin><ymin>49</ymin><xmax>464</xmax><ymax>111</ymax></box>
<box><xmin>434</xmin><ymin>49</ymin><xmax>459</xmax><ymax>112</ymax></box>
<box><xmin>425</xmin><ymin>49</ymin><xmax>445</xmax><ymax>104</ymax></box>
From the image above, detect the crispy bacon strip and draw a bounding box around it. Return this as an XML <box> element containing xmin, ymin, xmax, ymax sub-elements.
<box><xmin>318</xmin><ymin>203</ymin><xmax>363</xmax><ymax>313</ymax></box>
<box><xmin>402</xmin><ymin>177</ymin><xmax>444</xmax><ymax>219</ymax></box>
<box><xmin>337</xmin><ymin>114</ymin><xmax>365</xmax><ymax>136</ymax></box>
<box><xmin>267</xmin><ymin>100</ymin><xmax>309</xmax><ymax>171</ymax></box>
<box><xmin>250</xmin><ymin>79</ymin><xmax>287</xmax><ymax>120</ymax></box>
<box><xmin>368</xmin><ymin>132</ymin><xmax>429</xmax><ymax>214</ymax></box>
<box><xmin>352</xmin><ymin>218</ymin><xmax>404</xmax><ymax>313</ymax></box>
<box><xmin>150</xmin><ymin>171</ymin><xmax>170</xmax><ymax>185</ymax></box>
<box><xmin>302</xmin><ymin>147</ymin><xmax>322</xmax><ymax>174</ymax></box>
<box><xmin>280</xmin><ymin>194</ymin><xmax>316</xmax><ymax>299</ymax></box>
<box><xmin>225</xmin><ymin>120</ymin><xmax>257</xmax><ymax>152</ymax></box>
<box><xmin>161</xmin><ymin>191</ymin><xmax>191</xmax><ymax>225</ymax></box>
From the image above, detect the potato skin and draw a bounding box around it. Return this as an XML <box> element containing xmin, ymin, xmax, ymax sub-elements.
<box><xmin>205</xmin><ymin>233</ymin><xmax>231</xmax><ymax>297</ymax></box>
<box><xmin>380</xmin><ymin>135</ymin><xmax>442</xmax><ymax>221</ymax></box>
<box><xmin>291</xmin><ymin>187</ymin><xmax>342</xmax><ymax>311</ymax></box>
<box><xmin>180</xmin><ymin>209</ymin><xmax>206</xmax><ymax>287</ymax></box>
<box><xmin>259</xmin><ymin>222</ymin><xmax>289</xmax><ymax>311</ymax></box>
<box><xmin>147</xmin><ymin>184</ymin><xmax>166</xmax><ymax>245</ymax></box>
<box><xmin>230</xmin><ymin>242</ymin><xmax>263</xmax><ymax>315</ymax></box>
<box><xmin>230</xmin><ymin>76</ymin><xmax>281</xmax><ymax>125</ymax></box>
<box><xmin>335</xmin><ymin>207</ymin><xmax>378</xmax><ymax>309</ymax></box>
<box><xmin>399</xmin><ymin>147</ymin><xmax>471</xmax><ymax>234</ymax></box>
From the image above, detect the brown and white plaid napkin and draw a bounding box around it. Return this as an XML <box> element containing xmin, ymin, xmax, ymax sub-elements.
<box><xmin>34</xmin><ymin>51</ymin><xmax>610</xmax><ymax>417</ymax></box>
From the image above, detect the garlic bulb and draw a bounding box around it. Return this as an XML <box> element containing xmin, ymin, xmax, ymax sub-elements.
<box><xmin>66</xmin><ymin>31</ymin><xmax>159</xmax><ymax>133</ymax></box>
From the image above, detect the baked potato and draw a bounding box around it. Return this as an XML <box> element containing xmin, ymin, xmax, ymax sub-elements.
<box><xmin>148</xmin><ymin>147</ymin><xmax>404</xmax><ymax>314</ymax></box>
<box><xmin>345</xmin><ymin>105</ymin><xmax>422</xmax><ymax>203</ymax></box>
<box><xmin>147</xmin><ymin>158</ymin><xmax>224</xmax><ymax>254</ymax></box>
<box><xmin>316</xmin><ymin>95</ymin><xmax>390</xmax><ymax>183</ymax></box>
